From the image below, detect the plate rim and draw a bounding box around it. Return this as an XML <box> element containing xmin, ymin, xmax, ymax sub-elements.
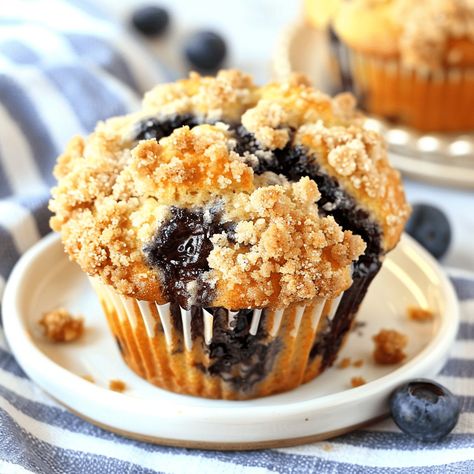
<box><xmin>2</xmin><ymin>232</ymin><xmax>459</xmax><ymax>427</ymax></box>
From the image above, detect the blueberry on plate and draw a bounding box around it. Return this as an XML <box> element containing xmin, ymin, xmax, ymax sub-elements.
<box><xmin>405</xmin><ymin>203</ymin><xmax>451</xmax><ymax>259</ymax></box>
<box><xmin>390</xmin><ymin>379</ymin><xmax>460</xmax><ymax>442</ymax></box>
<box><xmin>131</xmin><ymin>5</ymin><xmax>170</xmax><ymax>37</ymax></box>
<box><xmin>184</xmin><ymin>31</ymin><xmax>227</xmax><ymax>72</ymax></box>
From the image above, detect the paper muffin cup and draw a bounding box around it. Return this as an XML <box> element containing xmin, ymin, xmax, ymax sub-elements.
<box><xmin>332</xmin><ymin>42</ymin><xmax>474</xmax><ymax>132</ymax></box>
<box><xmin>88</xmin><ymin>276</ymin><xmax>372</xmax><ymax>400</ymax></box>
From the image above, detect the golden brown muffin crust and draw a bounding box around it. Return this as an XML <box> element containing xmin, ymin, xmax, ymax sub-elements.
<box><xmin>396</xmin><ymin>0</ymin><xmax>474</xmax><ymax>68</ymax></box>
<box><xmin>331</xmin><ymin>0</ymin><xmax>474</xmax><ymax>69</ymax></box>
<box><xmin>50</xmin><ymin>70</ymin><xmax>407</xmax><ymax>307</ymax></box>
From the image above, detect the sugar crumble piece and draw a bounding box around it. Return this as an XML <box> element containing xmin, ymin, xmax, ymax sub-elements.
<box><xmin>109</xmin><ymin>380</ymin><xmax>127</xmax><ymax>393</ymax></box>
<box><xmin>82</xmin><ymin>375</ymin><xmax>95</xmax><ymax>383</ymax></box>
<box><xmin>372</xmin><ymin>329</ymin><xmax>408</xmax><ymax>365</ymax></box>
<box><xmin>338</xmin><ymin>357</ymin><xmax>352</xmax><ymax>369</ymax></box>
<box><xmin>350</xmin><ymin>376</ymin><xmax>366</xmax><ymax>388</ymax></box>
<box><xmin>39</xmin><ymin>308</ymin><xmax>84</xmax><ymax>343</ymax></box>
<box><xmin>353</xmin><ymin>359</ymin><xmax>364</xmax><ymax>368</ymax></box>
<box><xmin>407</xmin><ymin>306</ymin><xmax>434</xmax><ymax>323</ymax></box>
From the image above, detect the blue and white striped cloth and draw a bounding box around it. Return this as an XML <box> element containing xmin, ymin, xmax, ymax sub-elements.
<box><xmin>1</xmin><ymin>1</ymin><xmax>474</xmax><ymax>472</ymax></box>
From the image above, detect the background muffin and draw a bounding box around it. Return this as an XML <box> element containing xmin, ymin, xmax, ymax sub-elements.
<box><xmin>50</xmin><ymin>70</ymin><xmax>408</xmax><ymax>400</ymax></box>
<box><xmin>305</xmin><ymin>0</ymin><xmax>474</xmax><ymax>132</ymax></box>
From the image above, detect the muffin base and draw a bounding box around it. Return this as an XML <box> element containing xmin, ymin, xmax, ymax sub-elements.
<box><xmin>332</xmin><ymin>39</ymin><xmax>474</xmax><ymax>132</ymax></box>
<box><xmin>90</xmin><ymin>278</ymin><xmax>354</xmax><ymax>400</ymax></box>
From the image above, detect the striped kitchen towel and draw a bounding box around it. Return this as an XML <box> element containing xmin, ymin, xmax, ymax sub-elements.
<box><xmin>1</xmin><ymin>1</ymin><xmax>474</xmax><ymax>473</ymax></box>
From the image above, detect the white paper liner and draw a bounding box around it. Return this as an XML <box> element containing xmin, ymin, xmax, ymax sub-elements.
<box><xmin>89</xmin><ymin>276</ymin><xmax>355</xmax><ymax>399</ymax></box>
<box><xmin>90</xmin><ymin>277</ymin><xmax>344</xmax><ymax>352</ymax></box>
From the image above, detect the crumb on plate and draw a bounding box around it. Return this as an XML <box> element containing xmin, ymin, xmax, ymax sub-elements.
<box><xmin>372</xmin><ymin>329</ymin><xmax>407</xmax><ymax>365</ymax></box>
<box><xmin>350</xmin><ymin>376</ymin><xmax>366</xmax><ymax>388</ymax></box>
<box><xmin>39</xmin><ymin>308</ymin><xmax>84</xmax><ymax>342</ymax></box>
<box><xmin>407</xmin><ymin>306</ymin><xmax>435</xmax><ymax>322</ymax></box>
<box><xmin>82</xmin><ymin>375</ymin><xmax>95</xmax><ymax>383</ymax></box>
<box><xmin>338</xmin><ymin>357</ymin><xmax>352</xmax><ymax>369</ymax></box>
<box><xmin>109</xmin><ymin>379</ymin><xmax>127</xmax><ymax>393</ymax></box>
<box><xmin>353</xmin><ymin>359</ymin><xmax>364</xmax><ymax>368</ymax></box>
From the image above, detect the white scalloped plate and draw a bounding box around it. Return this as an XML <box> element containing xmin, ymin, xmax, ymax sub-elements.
<box><xmin>273</xmin><ymin>21</ymin><xmax>474</xmax><ymax>189</ymax></box>
<box><xmin>3</xmin><ymin>233</ymin><xmax>459</xmax><ymax>449</ymax></box>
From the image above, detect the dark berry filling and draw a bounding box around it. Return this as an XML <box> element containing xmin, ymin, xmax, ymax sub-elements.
<box><xmin>143</xmin><ymin>206</ymin><xmax>235</xmax><ymax>308</ymax></box>
<box><xmin>134</xmin><ymin>114</ymin><xmax>203</xmax><ymax>141</ymax></box>
<box><xmin>193</xmin><ymin>308</ymin><xmax>282</xmax><ymax>392</ymax></box>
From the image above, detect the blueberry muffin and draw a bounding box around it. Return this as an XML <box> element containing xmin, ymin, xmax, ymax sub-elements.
<box><xmin>50</xmin><ymin>70</ymin><xmax>409</xmax><ymax>400</ymax></box>
<box><xmin>305</xmin><ymin>0</ymin><xmax>474</xmax><ymax>132</ymax></box>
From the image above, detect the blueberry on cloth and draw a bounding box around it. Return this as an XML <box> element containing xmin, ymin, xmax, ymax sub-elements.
<box><xmin>184</xmin><ymin>31</ymin><xmax>227</xmax><ymax>71</ymax></box>
<box><xmin>390</xmin><ymin>379</ymin><xmax>460</xmax><ymax>442</ymax></box>
<box><xmin>405</xmin><ymin>203</ymin><xmax>451</xmax><ymax>259</ymax></box>
<box><xmin>131</xmin><ymin>5</ymin><xmax>170</xmax><ymax>37</ymax></box>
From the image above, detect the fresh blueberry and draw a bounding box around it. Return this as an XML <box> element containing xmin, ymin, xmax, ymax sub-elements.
<box><xmin>405</xmin><ymin>203</ymin><xmax>451</xmax><ymax>259</ymax></box>
<box><xmin>131</xmin><ymin>5</ymin><xmax>170</xmax><ymax>37</ymax></box>
<box><xmin>184</xmin><ymin>31</ymin><xmax>227</xmax><ymax>72</ymax></box>
<box><xmin>390</xmin><ymin>379</ymin><xmax>460</xmax><ymax>442</ymax></box>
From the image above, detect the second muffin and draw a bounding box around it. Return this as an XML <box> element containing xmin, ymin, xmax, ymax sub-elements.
<box><xmin>306</xmin><ymin>0</ymin><xmax>474</xmax><ymax>132</ymax></box>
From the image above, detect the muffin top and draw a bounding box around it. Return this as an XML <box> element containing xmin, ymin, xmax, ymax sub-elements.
<box><xmin>306</xmin><ymin>0</ymin><xmax>474</xmax><ymax>69</ymax></box>
<box><xmin>50</xmin><ymin>70</ymin><xmax>408</xmax><ymax>309</ymax></box>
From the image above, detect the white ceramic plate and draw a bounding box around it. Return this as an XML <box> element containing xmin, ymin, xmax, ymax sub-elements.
<box><xmin>3</xmin><ymin>233</ymin><xmax>459</xmax><ymax>450</ymax></box>
<box><xmin>273</xmin><ymin>21</ymin><xmax>474</xmax><ymax>189</ymax></box>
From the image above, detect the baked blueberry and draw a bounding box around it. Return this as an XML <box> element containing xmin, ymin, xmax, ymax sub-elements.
<box><xmin>390</xmin><ymin>379</ymin><xmax>460</xmax><ymax>442</ymax></box>
<box><xmin>405</xmin><ymin>204</ymin><xmax>451</xmax><ymax>259</ymax></box>
<box><xmin>134</xmin><ymin>114</ymin><xmax>201</xmax><ymax>141</ymax></box>
<box><xmin>131</xmin><ymin>5</ymin><xmax>170</xmax><ymax>37</ymax></box>
<box><xmin>184</xmin><ymin>31</ymin><xmax>227</xmax><ymax>71</ymax></box>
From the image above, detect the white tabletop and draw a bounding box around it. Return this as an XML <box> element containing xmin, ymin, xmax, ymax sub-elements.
<box><xmin>104</xmin><ymin>0</ymin><xmax>474</xmax><ymax>271</ymax></box>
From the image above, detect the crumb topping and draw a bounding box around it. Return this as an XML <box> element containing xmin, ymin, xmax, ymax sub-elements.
<box><xmin>296</xmin><ymin>121</ymin><xmax>409</xmax><ymax>251</ymax></box>
<box><xmin>407</xmin><ymin>306</ymin><xmax>435</xmax><ymax>322</ymax></box>
<box><xmin>50</xmin><ymin>70</ymin><xmax>407</xmax><ymax>306</ymax></box>
<box><xmin>142</xmin><ymin>69</ymin><xmax>258</xmax><ymax>122</ymax></box>
<box><xmin>372</xmin><ymin>329</ymin><xmax>407</xmax><ymax>364</ymax></box>
<box><xmin>209</xmin><ymin>177</ymin><xmax>365</xmax><ymax>308</ymax></box>
<box><xmin>109</xmin><ymin>380</ymin><xmax>127</xmax><ymax>392</ymax></box>
<box><xmin>39</xmin><ymin>308</ymin><xmax>84</xmax><ymax>343</ymax></box>
<box><xmin>350</xmin><ymin>376</ymin><xmax>367</xmax><ymax>387</ymax></box>
<box><xmin>333</xmin><ymin>0</ymin><xmax>474</xmax><ymax>69</ymax></box>
<box><xmin>396</xmin><ymin>0</ymin><xmax>474</xmax><ymax>68</ymax></box>
<box><xmin>338</xmin><ymin>357</ymin><xmax>352</xmax><ymax>368</ymax></box>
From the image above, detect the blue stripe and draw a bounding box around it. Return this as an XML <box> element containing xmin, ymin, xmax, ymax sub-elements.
<box><xmin>451</xmin><ymin>277</ymin><xmax>474</xmax><ymax>301</ymax></box>
<box><xmin>0</xmin><ymin>74</ymin><xmax>57</xmax><ymax>184</ymax></box>
<box><xmin>0</xmin><ymin>349</ymin><xmax>27</xmax><ymax>378</ymax></box>
<box><xmin>458</xmin><ymin>322</ymin><xmax>474</xmax><ymax>341</ymax></box>
<box><xmin>1</xmin><ymin>384</ymin><xmax>474</xmax><ymax>473</ymax></box>
<box><xmin>12</xmin><ymin>194</ymin><xmax>51</xmax><ymax>238</ymax></box>
<box><xmin>0</xmin><ymin>408</ymin><xmax>161</xmax><ymax>474</ymax></box>
<box><xmin>0</xmin><ymin>224</ymin><xmax>20</xmax><ymax>280</ymax></box>
<box><xmin>1</xmin><ymin>373</ymin><xmax>474</xmax><ymax>455</ymax></box>
<box><xmin>0</xmin><ymin>150</ymin><xmax>13</xmax><ymax>198</ymax></box>
<box><xmin>193</xmin><ymin>449</ymin><xmax>474</xmax><ymax>473</ymax></box>
<box><xmin>62</xmin><ymin>0</ymin><xmax>110</xmax><ymax>21</ymax></box>
<box><xmin>64</xmin><ymin>33</ymin><xmax>139</xmax><ymax>93</ymax></box>
<box><xmin>0</xmin><ymin>40</ymin><xmax>40</xmax><ymax>65</ymax></box>
<box><xmin>44</xmin><ymin>65</ymin><xmax>129</xmax><ymax>132</ymax></box>
<box><xmin>441</xmin><ymin>358</ymin><xmax>474</xmax><ymax>378</ymax></box>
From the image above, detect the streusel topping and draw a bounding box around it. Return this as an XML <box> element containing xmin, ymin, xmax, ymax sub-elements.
<box><xmin>332</xmin><ymin>0</ymin><xmax>474</xmax><ymax>69</ymax></box>
<box><xmin>50</xmin><ymin>70</ymin><xmax>407</xmax><ymax>307</ymax></box>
